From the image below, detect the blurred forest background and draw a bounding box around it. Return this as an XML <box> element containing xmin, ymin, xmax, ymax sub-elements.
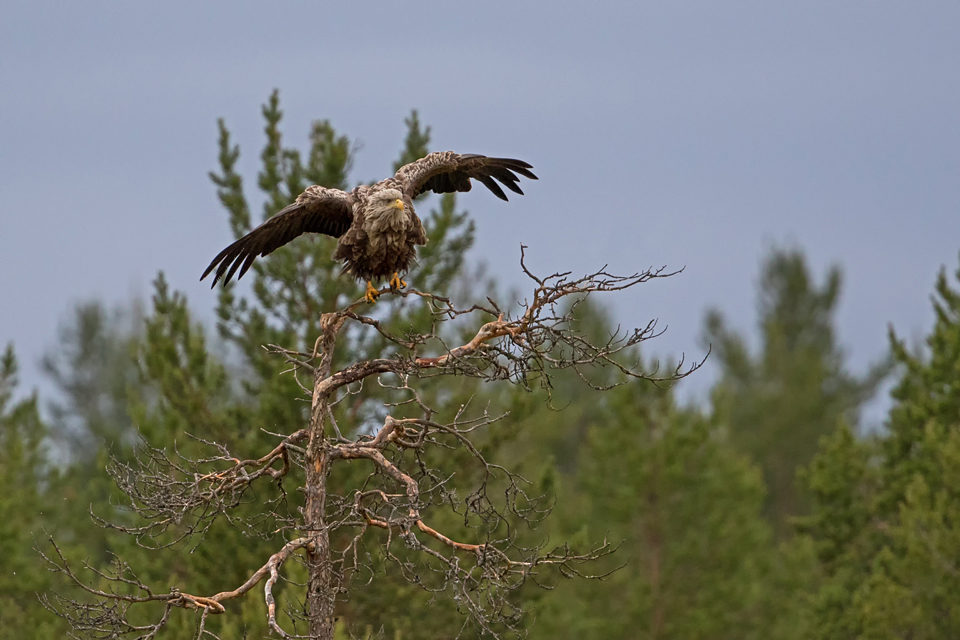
<box><xmin>3</xmin><ymin>99</ymin><xmax>960</xmax><ymax>639</ymax></box>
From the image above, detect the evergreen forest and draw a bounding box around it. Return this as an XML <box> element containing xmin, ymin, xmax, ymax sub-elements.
<box><xmin>3</xmin><ymin>93</ymin><xmax>959</xmax><ymax>639</ymax></box>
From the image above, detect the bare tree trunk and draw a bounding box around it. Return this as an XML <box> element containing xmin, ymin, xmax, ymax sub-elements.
<box><xmin>305</xmin><ymin>443</ymin><xmax>334</xmax><ymax>639</ymax></box>
<box><xmin>304</xmin><ymin>313</ymin><xmax>345</xmax><ymax>640</ymax></box>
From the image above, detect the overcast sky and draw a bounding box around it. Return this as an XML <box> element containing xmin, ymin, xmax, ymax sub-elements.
<box><xmin>2</xmin><ymin>2</ymin><xmax>958</xmax><ymax>419</ymax></box>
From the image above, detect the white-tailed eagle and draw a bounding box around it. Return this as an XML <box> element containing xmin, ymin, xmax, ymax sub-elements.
<box><xmin>201</xmin><ymin>151</ymin><xmax>536</xmax><ymax>302</ymax></box>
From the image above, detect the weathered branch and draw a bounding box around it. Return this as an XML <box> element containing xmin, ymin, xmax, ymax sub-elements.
<box><xmin>95</xmin><ymin>429</ymin><xmax>307</xmax><ymax>547</ymax></box>
<box><xmin>40</xmin><ymin>535</ymin><xmax>312</xmax><ymax>638</ymax></box>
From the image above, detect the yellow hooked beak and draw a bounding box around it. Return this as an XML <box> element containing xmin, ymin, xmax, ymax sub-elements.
<box><xmin>391</xmin><ymin>198</ymin><xmax>405</xmax><ymax>211</ymax></box>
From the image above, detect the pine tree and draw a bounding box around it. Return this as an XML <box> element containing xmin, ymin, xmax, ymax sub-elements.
<box><xmin>511</xmin><ymin>303</ymin><xmax>815</xmax><ymax>640</ymax></box>
<box><xmin>41</xmin><ymin>301</ymin><xmax>142</xmax><ymax>462</ymax></box>
<box><xmin>704</xmin><ymin>247</ymin><xmax>888</xmax><ymax>534</ymax></box>
<box><xmin>0</xmin><ymin>345</ymin><xmax>63</xmax><ymax>638</ymax></box>
<box><xmin>800</xmin><ymin>253</ymin><xmax>960</xmax><ymax>638</ymax></box>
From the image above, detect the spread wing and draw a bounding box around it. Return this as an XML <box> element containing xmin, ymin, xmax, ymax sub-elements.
<box><xmin>201</xmin><ymin>186</ymin><xmax>355</xmax><ymax>286</ymax></box>
<box><xmin>395</xmin><ymin>151</ymin><xmax>537</xmax><ymax>201</ymax></box>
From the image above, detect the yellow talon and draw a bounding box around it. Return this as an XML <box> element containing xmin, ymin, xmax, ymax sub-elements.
<box><xmin>389</xmin><ymin>272</ymin><xmax>407</xmax><ymax>290</ymax></box>
<box><xmin>364</xmin><ymin>281</ymin><xmax>381</xmax><ymax>304</ymax></box>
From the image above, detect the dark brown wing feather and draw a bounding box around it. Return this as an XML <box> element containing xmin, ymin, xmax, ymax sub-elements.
<box><xmin>395</xmin><ymin>151</ymin><xmax>537</xmax><ymax>201</ymax></box>
<box><xmin>201</xmin><ymin>186</ymin><xmax>354</xmax><ymax>286</ymax></box>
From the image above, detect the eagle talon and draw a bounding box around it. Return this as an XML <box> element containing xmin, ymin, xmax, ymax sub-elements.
<box><xmin>389</xmin><ymin>272</ymin><xmax>407</xmax><ymax>290</ymax></box>
<box><xmin>364</xmin><ymin>281</ymin><xmax>381</xmax><ymax>304</ymax></box>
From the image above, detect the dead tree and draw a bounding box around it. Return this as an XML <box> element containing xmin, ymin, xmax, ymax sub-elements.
<box><xmin>41</xmin><ymin>248</ymin><xmax>703</xmax><ymax>639</ymax></box>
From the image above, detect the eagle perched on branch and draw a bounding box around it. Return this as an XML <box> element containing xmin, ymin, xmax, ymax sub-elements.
<box><xmin>201</xmin><ymin>151</ymin><xmax>537</xmax><ymax>303</ymax></box>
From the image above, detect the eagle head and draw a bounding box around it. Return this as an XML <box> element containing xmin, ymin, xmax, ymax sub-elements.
<box><xmin>377</xmin><ymin>188</ymin><xmax>404</xmax><ymax>212</ymax></box>
<box><xmin>365</xmin><ymin>188</ymin><xmax>408</xmax><ymax>233</ymax></box>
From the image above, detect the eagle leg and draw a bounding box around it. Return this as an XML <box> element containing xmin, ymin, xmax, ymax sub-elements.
<box><xmin>389</xmin><ymin>272</ymin><xmax>407</xmax><ymax>290</ymax></box>
<box><xmin>364</xmin><ymin>281</ymin><xmax>381</xmax><ymax>304</ymax></box>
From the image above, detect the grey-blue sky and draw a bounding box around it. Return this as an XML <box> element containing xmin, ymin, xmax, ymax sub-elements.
<box><xmin>2</xmin><ymin>2</ymin><xmax>958</xmax><ymax>416</ymax></box>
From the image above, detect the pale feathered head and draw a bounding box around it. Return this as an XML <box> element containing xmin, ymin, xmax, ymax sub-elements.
<box><xmin>374</xmin><ymin>188</ymin><xmax>404</xmax><ymax>211</ymax></box>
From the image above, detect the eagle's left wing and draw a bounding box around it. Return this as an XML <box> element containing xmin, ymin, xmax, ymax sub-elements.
<box><xmin>395</xmin><ymin>151</ymin><xmax>537</xmax><ymax>201</ymax></box>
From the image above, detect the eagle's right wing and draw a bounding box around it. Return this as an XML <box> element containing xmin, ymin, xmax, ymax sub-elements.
<box><xmin>201</xmin><ymin>186</ymin><xmax>355</xmax><ymax>286</ymax></box>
